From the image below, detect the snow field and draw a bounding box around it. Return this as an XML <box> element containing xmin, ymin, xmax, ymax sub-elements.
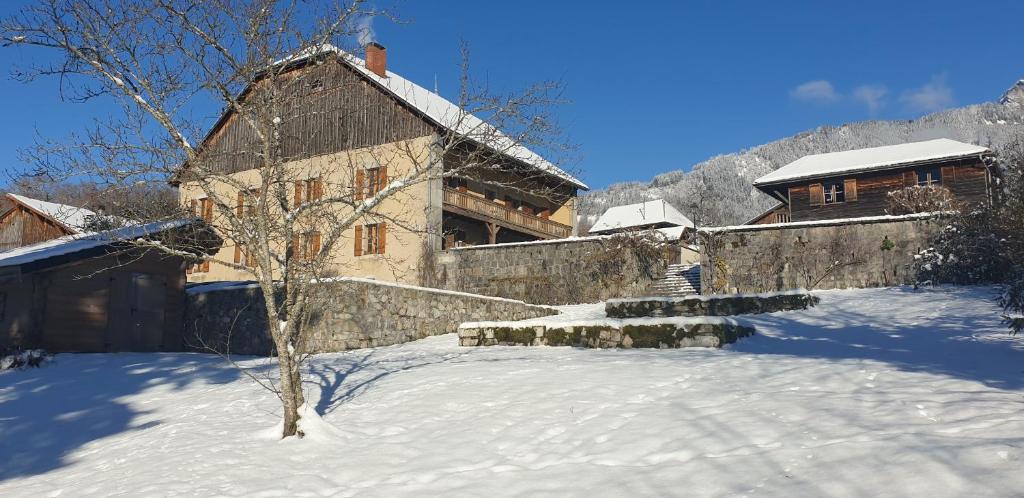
<box><xmin>0</xmin><ymin>286</ymin><xmax>1022</xmax><ymax>496</ymax></box>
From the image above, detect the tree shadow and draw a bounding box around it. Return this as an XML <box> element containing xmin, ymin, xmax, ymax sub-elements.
<box><xmin>0</xmin><ymin>353</ymin><xmax>251</xmax><ymax>482</ymax></box>
<box><xmin>736</xmin><ymin>286</ymin><xmax>1024</xmax><ymax>390</ymax></box>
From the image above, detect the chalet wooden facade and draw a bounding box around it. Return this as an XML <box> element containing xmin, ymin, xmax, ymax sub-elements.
<box><xmin>177</xmin><ymin>43</ymin><xmax>586</xmax><ymax>284</ymax></box>
<box><xmin>0</xmin><ymin>222</ymin><xmax>191</xmax><ymax>353</ymax></box>
<box><xmin>0</xmin><ymin>193</ymin><xmax>95</xmax><ymax>251</ymax></box>
<box><xmin>750</xmin><ymin>139</ymin><xmax>995</xmax><ymax>223</ymax></box>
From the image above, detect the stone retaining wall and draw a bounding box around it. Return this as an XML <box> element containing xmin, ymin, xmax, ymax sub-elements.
<box><xmin>606</xmin><ymin>291</ymin><xmax>818</xmax><ymax>318</ymax></box>
<box><xmin>432</xmin><ymin>234</ymin><xmax>673</xmax><ymax>305</ymax></box>
<box><xmin>457</xmin><ymin>320</ymin><xmax>754</xmax><ymax>349</ymax></box>
<box><xmin>699</xmin><ymin>215</ymin><xmax>942</xmax><ymax>294</ymax></box>
<box><xmin>183</xmin><ymin>278</ymin><xmax>556</xmax><ymax>356</ymax></box>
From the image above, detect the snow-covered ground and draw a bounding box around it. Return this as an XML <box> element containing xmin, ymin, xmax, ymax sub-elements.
<box><xmin>1</xmin><ymin>286</ymin><xmax>1022</xmax><ymax>496</ymax></box>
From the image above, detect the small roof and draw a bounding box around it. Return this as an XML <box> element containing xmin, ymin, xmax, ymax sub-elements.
<box><xmin>753</xmin><ymin>139</ymin><xmax>991</xmax><ymax>186</ymax></box>
<box><xmin>589</xmin><ymin>199</ymin><xmax>694</xmax><ymax>234</ymax></box>
<box><xmin>6</xmin><ymin>193</ymin><xmax>97</xmax><ymax>233</ymax></box>
<box><xmin>263</xmin><ymin>45</ymin><xmax>588</xmax><ymax>190</ymax></box>
<box><xmin>0</xmin><ymin>219</ymin><xmax>190</xmax><ymax>269</ymax></box>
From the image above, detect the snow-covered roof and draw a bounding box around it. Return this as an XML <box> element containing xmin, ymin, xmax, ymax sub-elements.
<box><xmin>753</xmin><ymin>139</ymin><xmax>991</xmax><ymax>186</ymax></box>
<box><xmin>6</xmin><ymin>193</ymin><xmax>97</xmax><ymax>233</ymax></box>
<box><xmin>0</xmin><ymin>219</ymin><xmax>191</xmax><ymax>269</ymax></box>
<box><xmin>276</xmin><ymin>45</ymin><xmax>587</xmax><ymax>190</ymax></box>
<box><xmin>589</xmin><ymin>199</ymin><xmax>694</xmax><ymax>234</ymax></box>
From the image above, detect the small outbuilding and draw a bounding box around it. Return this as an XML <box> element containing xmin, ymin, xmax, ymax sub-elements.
<box><xmin>0</xmin><ymin>193</ymin><xmax>100</xmax><ymax>251</ymax></box>
<box><xmin>588</xmin><ymin>198</ymin><xmax>695</xmax><ymax>236</ymax></box>
<box><xmin>0</xmin><ymin>220</ymin><xmax>200</xmax><ymax>353</ymax></box>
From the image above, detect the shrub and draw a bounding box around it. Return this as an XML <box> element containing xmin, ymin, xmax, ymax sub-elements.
<box><xmin>914</xmin><ymin>209</ymin><xmax>1011</xmax><ymax>285</ymax></box>
<box><xmin>0</xmin><ymin>349</ymin><xmax>51</xmax><ymax>370</ymax></box>
<box><xmin>886</xmin><ymin>185</ymin><xmax>963</xmax><ymax>215</ymax></box>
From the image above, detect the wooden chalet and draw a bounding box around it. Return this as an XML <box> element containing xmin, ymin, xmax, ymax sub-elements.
<box><xmin>750</xmin><ymin>139</ymin><xmax>995</xmax><ymax>223</ymax></box>
<box><xmin>0</xmin><ymin>193</ymin><xmax>97</xmax><ymax>251</ymax></box>
<box><xmin>0</xmin><ymin>221</ymin><xmax>196</xmax><ymax>353</ymax></box>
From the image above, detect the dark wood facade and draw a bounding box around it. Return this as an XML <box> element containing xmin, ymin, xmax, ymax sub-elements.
<box><xmin>755</xmin><ymin>157</ymin><xmax>992</xmax><ymax>223</ymax></box>
<box><xmin>0</xmin><ymin>248</ymin><xmax>187</xmax><ymax>353</ymax></box>
<box><xmin>193</xmin><ymin>57</ymin><xmax>436</xmax><ymax>176</ymax></box>
<box><xmin>0</xmin><ymin>203</ymin><xmax>75</xmax><ymax>252</ymax></box>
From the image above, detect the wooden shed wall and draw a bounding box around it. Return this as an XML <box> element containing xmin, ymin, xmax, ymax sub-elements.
<box><xmin>0</xmin><ymin>207</ymin><xmax>71</xmax><ymax>251</ymax></box>
<box><xmin>0</xmin><ymin>250</ymin><xmax>186</xmax><ymax>352</ymax></box>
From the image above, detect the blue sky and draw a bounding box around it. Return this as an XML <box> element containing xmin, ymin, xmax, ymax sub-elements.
<box><xmin>1</xmin><ymin>0</ymin><xmax>1022</xmax><ymax>189</ymax></box>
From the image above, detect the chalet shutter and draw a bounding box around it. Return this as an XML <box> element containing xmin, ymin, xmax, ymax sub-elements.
<box><xmin>294</xmin><ymin>181</ymin><xmax>303</xmax><ymax>208</ymax></box>
<box><xmin>291</xmin><ymin>234</ymin><xmax>301</xmax><ymax>260</ymax></box>
<box><xmin>809</xmin><ymin>184</ymin><xmax>824</xmax><ymax>206</ymax></box>
<box><xmin>903</xmin><ymin>171</ymin><xmax>917</xmax><ymax>187</ymax></box>
<box><xmin>311</xmin><ymin>231</ymin><xmax>321</xmax><ymax>256</ymax></box>
<box><xmin>190</xmin><ymin>199</ymin><xmax>198</xmax><ymax>216</ymax></box>
<box><xmin>355</xmin><ymin>170</ymin><xmax>365</xmax><ymax>201</ymax></box>
<box><xmin>377</xmin><ymin>222</ymin><xmax>386</xmax><ymax>254</ymax></box>
<box><xmin>234</xmin><ymin>243</ymin><xmax>242</xmax><ymax>264</ymax></box>
<box><xmin>237</xmin><ymin>191</ymin><xmax>244</xmax><ymax>217</ymax></box>
<box><xmin>844</xmin><ymin>179</ymin><xmax>858</xmax><ymax>202</ymax></box>
<box><xmin>378</xmin><ymin>166</ymin><xmax>388</xmax><ymax>194</ymax></box>
<box><xmin>354</xmin><ymin>225</ymin><xmax>363</xmax><ymax>256</ymax></box>
<box><xmin>312</xmin><ymin>179</ymin><xmax>323</xmax><ymax>200</ymax></box>
<box><xmin>200</xmin><ymin>199</ymin><xmax>212</xmax><ymax>272</ymax></box>
<box><xmin>940</xmin><ymin>166</ymin><xmax>955</xmax><ymax>186</ymax></box>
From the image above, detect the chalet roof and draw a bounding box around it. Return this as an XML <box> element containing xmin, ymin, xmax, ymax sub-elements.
<box><xmin>247</xmin><ymin>45</ymin><xmax>588</xmax><ymax>190</ymax></box>
<box><xmin>589</xmin><ymin>199</ymin><xmax>694</xmax><ymax>234</ymax></box>
<box><xmin>753</xmin><ymin>139</ymin><xmax>991</xmax><ymax>187</ymax></box>
<box><xmin>5</xmin><ymin>193</ymin><xmax>97</xmax><ymax>233</ymax></box>
<box><xmin>0</xmin><ymin>219</ymin><xmax>191</xmax><ymax>269</ymax></box>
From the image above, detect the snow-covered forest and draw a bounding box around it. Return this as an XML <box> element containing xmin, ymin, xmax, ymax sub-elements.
<box><xmin>579</xmin><ymin>81</ymin><xmax>1024</xmax><ymax>227</ymax></box>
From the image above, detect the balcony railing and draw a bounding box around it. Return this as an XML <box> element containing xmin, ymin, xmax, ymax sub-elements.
<box><xmin>442</xmin><ymin>187</ymin><xmax>572</xmax><ymax>239</ymax></box>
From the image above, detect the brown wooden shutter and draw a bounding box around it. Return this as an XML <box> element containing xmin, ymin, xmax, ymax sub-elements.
<box><xmin>354</xmin><ymin>225</ymin><xmax>363</xmax><ymax>256</ymax></box>
<box><xmin>378</xmin><ymin>167</ymin><xmax>388</xmax><ymax>193</ymax></box>
<box><xmin>844</xmin><ymin>179</ymin><xmax>858</xmax><ymax>202</ymax></box>
<box><xmin>355</xmin><ymin>170</ymin><xmax>365</xmax><ymax>201</ymax></box>
<box><xmin>291</xmin><ymin>234</ymin><xmax>301</xmax><ymax>260</ymax></box>
<box><xmin>809</xmin><ymin>184</ymin><xmax>824</xmax><ymax>206</ymax></box>
<box><xmin>313</xmin><ymin>178</ymin><xmax>323</xmax><ymax>200</ymax></box>
<box><xmin>377</xmin><ymin>222</ymin><xmax>386</xmax><ymax>254</ymax></box>
<box><xmin>234</xmin><ymin>243</ymin><xmax>242</xmax><ymax>264</ymax></box>
<box><xmin>190</xmin><ymin>199</ymin><xmax>198</xmax><ymax>216</ymax></box>
<box><xmin>940</xmin><ymin>166</ymin><xmax>955</xmax><ymax>186</ymax></box>
<box><xmin>236</xmin><ymin>191</ymin><xmax>245</xmax><ymax>217</ymax></box>
<box><xmin>311</xmin><ymin>231</ymin><xmax>321</xmax><ymax>256</ymax></box>
<box><xmin>903</xmin><ymin>171</ymin><xmax>917</xmax><ymax>187</ymax></box>
<box><xmin>203</xmin><ymin>199</ymin><xmax>213</xmax><ymax>222</ymax></box>
<box><xmin>294</xmin><ymin>181</ymin><xmax>303</xmax><ymax>208</ymax></box>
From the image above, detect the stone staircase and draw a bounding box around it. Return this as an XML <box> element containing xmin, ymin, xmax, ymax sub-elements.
<box><xmin>650</xmin><ymin>263</ymin><xmax>701</xmax><ymax>296</ymax></box>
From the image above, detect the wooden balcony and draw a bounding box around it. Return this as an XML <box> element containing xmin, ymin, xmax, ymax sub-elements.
<box><xmin>442</xmin><ymin>187</ymin><xmax>572</xmax><ymax>240</ymax></box>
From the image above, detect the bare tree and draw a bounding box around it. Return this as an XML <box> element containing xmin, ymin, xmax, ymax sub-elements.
<box><xmin>2</xmin><ymin>0</ymin><xmax>575</xmax><ymax>437</ymax></box>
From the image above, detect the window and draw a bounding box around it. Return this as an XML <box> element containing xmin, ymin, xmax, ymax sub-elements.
<box><xmin>484</xmin><ymin>189</ymin><xmax>496</xmax><ymax>201</ymax></box>
<box><xmin>235</xmin><ymin>189</ymin><xmax>259</xmax><ymax>267</ymax></box>
<box><xmin>445</xmin><ymin>177</ymin><xmax>468</xmax><ymax>192</ymax></box>
<box><xmin>505</xmin><ymin>196</ymin><xmax>522</xmax><ymax>210</ymax></box>
<box><xmin>308</xmin><ymin>78</ymin><xmax>324</xmax><ymax>92</ymax></box>
<box><xmin>292</xmin><ymin>231</ymin><xmax>321</xmax><ymax>261</ymax></box>
<box><xmin>917</xmin><ymin>167</ymin><xmax>942</xmax><ymax>186</ymax></box>
<box><xmin>824</xmin><ymin>181</ymin><xmax>845</xmax><ymax>204</ymax></box>
<box><xmin>775</xmin><ymin>212</ymin><xmax>791</xmax><ymax>223</ymax></box>
<box><xmin>294</xmin><ymin>178</ymin><xmax>323</xmax><ymax>208</ymax></box>
<box><xmin>188</xmin><ymin>198</ymin><xmax>213</xmax><ymax>273</ymax></box>
<box><xmin>354</xmin><ymin>223</ymin><xmax>387</xmax><ymax>256</ymax></box>
<box><xmin>356</xmin><ymin>166</ymin><xmax>388</xmax><ymax>200</ymax></box>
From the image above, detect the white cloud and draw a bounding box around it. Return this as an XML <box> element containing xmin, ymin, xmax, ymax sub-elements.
<box><xmin>790</xmin><ymin>80</ymin><xmax>839</xmax><ymax>104</ymax></box>
<box><xmin>852</xmin><ymin>84</ymin><xmax>888</xmax><ymax>113</ymax></box>
<box><xmin>901</xmin><ymin>75</ymin><xmax>954</xmax><ymax>113</ymax></box>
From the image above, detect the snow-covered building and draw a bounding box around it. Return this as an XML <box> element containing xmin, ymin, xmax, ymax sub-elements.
<box><xmin>749</xmin><ymin>139</ymin><xmax>995</xmax><ymax>223</ymax></box>
<box><xmin>0</xmin><ymin>220</ymin><xmax>204</xmax><ymax>353</ymax></box>
<box><xmin>589</xmin><ymin>199</ymin><xmax>695</xmax><ymax>237</ymax></box>
<box><xmin>0</xmin><ymin>193</ymin><xmax>98</xmax><ymax>251</ymax></box>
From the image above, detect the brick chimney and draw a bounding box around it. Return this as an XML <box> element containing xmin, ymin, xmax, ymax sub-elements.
<box><xmin>365</xmin><ymin>42</ymin><xmax>387</xmax><ymax>78</ymax></box>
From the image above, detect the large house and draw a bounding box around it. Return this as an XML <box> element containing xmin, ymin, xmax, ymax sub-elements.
<box><xmin>748</xmin><ymin>139</ymin><xmax>995</xmax><ymax>224</ymax></box>
<box><xmin>177</xmin><ymin>43</ymin><xmax>587</xmax><ymax>284</ymax></box>
<box><xmin>0</xmin><ymin>193</ymin><xmax>97</xmax><ymax>251</ymax></box>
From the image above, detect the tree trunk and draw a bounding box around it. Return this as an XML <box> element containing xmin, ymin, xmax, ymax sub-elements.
<box><xmin>276</xmin><ymin>348</ymin><xmax>306</xmax><ymax>437</ymax></box>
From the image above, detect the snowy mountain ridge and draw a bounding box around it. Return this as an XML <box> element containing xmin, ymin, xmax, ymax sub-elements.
<box><xmin>579</xmin><ymin>79</ymin><xmax>1024</xmax><ymax>227</ymax></box>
